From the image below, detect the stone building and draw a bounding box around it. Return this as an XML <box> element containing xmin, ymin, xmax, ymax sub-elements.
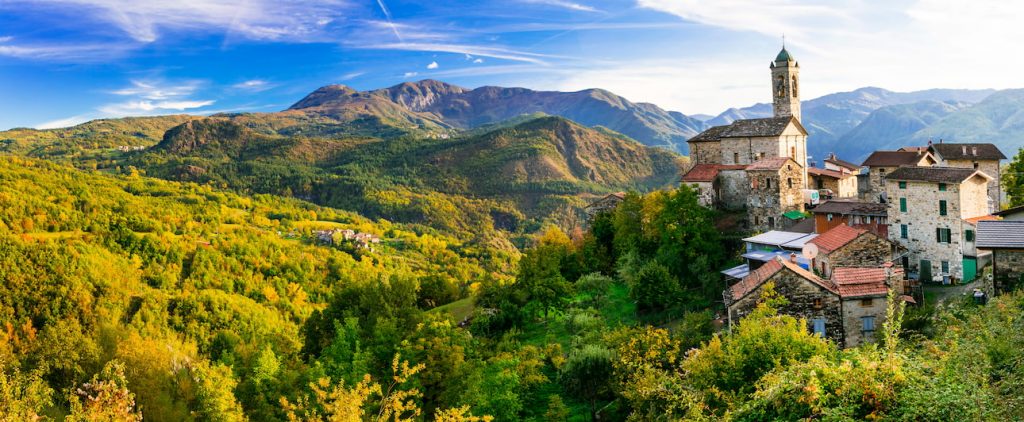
<box><xmin>746</xmin><ymin>157</ymin><xmax>806</xmax><ymax>231</ymax></box>
<box><xmin>811</xmin><ymin>200</ymin><xmax>888</xmax><ymax>237</ymax></box>
<box><xmin>584</xmin><ymin>192</ymin><xmax>625</xmax><ymax>218</ymax></box>
<box><xmin>928</xmin><ymin>143</ymin><xmax>1006</xmax><ymax>211</ymax></box>
<box><xmin>860</xmin><ymin>150</ymin><xmax>937</xmax><ymax>203</ymax></box>
<box><xmin>680</xmin><ymin>164</ymin><xmax>747</xmax><ymax>208</ymax></box>
<box><xmin>824</xmin><ymin>154</ymin><xmax>861</xmax><ymax>174</ymax></box>
<box><xmin>976</xmin><ymin>220</ymin><xmax>1024</xmax><ymax>293</ymax></box>
<box><xmin>806</xmin><ymin>224</ymin><xmax>895</xmax><ymax>278</ymax></box>
<box><xmin>724</xmin><ymin>256</ymin><xmax>894</xmax><ymax>347</ymax></box>
<box><xmin>885</xmin><ymin>166</ymin><xmax>993</xmax><ymax>282</ymax></box>
<box><xmin>808</xmin><ymin>166</ymin><xmax>858</xmax><ymax>198</ymax></box>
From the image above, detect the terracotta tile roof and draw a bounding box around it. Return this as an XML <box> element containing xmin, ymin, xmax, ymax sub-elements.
<box><xmin>964</xmin><ymin>215</ymin><xmax>998</xmax><ymax>225</ymax></box>
<box><xmin>720</xmin><ymin>116</ymin><xmax>806</xmax><ymax>138</ymax></box>
<box><xmin>688</xmin><ymin>125</ymin><xmax>730</xmax><ymax>143</ymax></box>
<box><xmin>746</xmin><ymin>157</ymin><xmax>795</xmax><ymax>171</ymax></box>
<box><xmin>729</xmin><ymin>257</ymin><xmax>838</xmax><ymax>301</ymax></box>
<box><xmin>929</xmin><ymin>143</ymin><xmax>1007</xmax><ymax>161</ymax></box>
<box><xmin>832</xmin><ymin>267</ymin><xmax>890</xmax><ymax>298</ymax></box>
<box><xmin>886</xmin><ymin>166</ymin><xmax>991</xmax><ymax>183</ymax></box>
<box><xmin>808</xmin><ymin>224</ymin><xmax>867</xmax><ymax>254</ymax></box>
<box><xmin>807</xmin><ymin>167</ymin><xmax>853</xmax><ymax>179</ymax></box>
<box><xmin>681</xmin><ymin>164</ymin><xmax>746</xmax><ymax>182</ymax></box>
<box><xmin>861</xmin><ymin>150</ymin><xmax>931</xmax><ymax>167</ymax></box>
<box><xmin>824</xmin><ymin>155</ymin><xmax>861</xmax><ymax>171</ymax></box>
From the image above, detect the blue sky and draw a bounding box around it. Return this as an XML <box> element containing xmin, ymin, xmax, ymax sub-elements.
<box><xmin>2</xmin><ymin>0</ymin><xmax>1022</xmax><ymax>130</ymax></box>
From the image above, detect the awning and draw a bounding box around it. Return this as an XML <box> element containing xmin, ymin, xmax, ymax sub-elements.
<box><xmin>721</xmin><ymin>264</ymin><xmax>750</xmax><ymax>280</ymax></box>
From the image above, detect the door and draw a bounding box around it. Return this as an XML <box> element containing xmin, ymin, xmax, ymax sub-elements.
<box><xmin>963</xmin><ymin>257</ymin><xmax>977</xmax><ymax>282</ymax></box>
<box><xmin>812</xmin><ymin>318</ymin><xmax>826</xmax><ymax>337</ymax></box>
<box><xmin>920</xmin><ymin>260</ymin><xmax>932</xmax><ymax>282</ymax></box>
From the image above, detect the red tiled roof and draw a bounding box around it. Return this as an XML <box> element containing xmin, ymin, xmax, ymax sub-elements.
<box><xmin>746</xmin><ymin>157</ymin><xmax>796</xmax><ymax>171</ymax></box>
<box><xmin>808</xmin><ymin>224</ymin><xmax>867</xmax><ymax>254</ymax></box>
<box><xmin>681</xmin><ymin>164</ymin><xmax>747</xmax><ymax>182</ymax></box>
<box><xmin>832</xmin><ymin>267</ymin><xmax>889</xmax><ymax>298</ymax></box>
<box><xmin>965</xmin><ymin>215</ymin><xmax>998</xmax><ymax>225</ymax></box>
<box><xmin>807</xmin><ymin>167</ymin><xmax>854</xmax><ymax>179</ymax></box>
<box><xmin>729</xmin><ymin>257</ymin><xmax>838</xmax><ymax>301</ymax></box>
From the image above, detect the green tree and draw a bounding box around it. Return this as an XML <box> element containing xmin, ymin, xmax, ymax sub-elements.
<box><xmin>630</xmin><ymin>261</ymin><xmax>677</xmax><ymax>313</ymax></box>
<box><xmin>1005</xmin><ymin>147</ymin><xmax>1024</xmax><ymax>207</ymax></box>
<box><xmin>0</xmin><ymin>359</ymin><xmax>53</xmax><ymax>422</ymax></box>
<box><xmin>560</xmin><ymin>345</ymin><xmax>615</xmax><ymax>421</ymax></box>
<box><xmin>67</xmin><ymin>361</ymin><xmax>143</xmax><ymax>422</ymax></box>
<box><xmin>544</xmin><ymin>395</ymin><xmax>569</xmax><ymax>422</ymax></box>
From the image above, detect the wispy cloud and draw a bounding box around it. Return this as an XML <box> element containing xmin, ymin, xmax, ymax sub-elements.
<box><xmin>522</xmin><ymin>0</ymin><xmax>600</xmax><ymax>13</ymax></box>
<box><xmin>9</xmin><ymin>0</ymin><xmax>351</xmax><ymax>43</ymax></box>
<box><xmin>403</xmin><ymin>71</ymin><xmax>418</xmax><ymax>78</ymax></box>
<box><xmin>99</xmin><ymin>79</ymin><xmax>214</xmax><ymax>116</ymax></box>
<box><xmin>232</xmin><ymin>79</ymin><xmax>273</xmax><ymax>92</ymax></box>
<box><xmin>98</xmin><ymin>100</ymin><xmax>215</xmax><ymax>115</ymax></box>
<box><xmin>340</xmin><ymin>71</ymin><xmax>366</xmax><ymax>81</ymax></box>
<box><xmin>35</xmin><ymin>114</ymin><xmax>92</xmax><ymax>130</ymax></box>
<box><xmin>110</xmin><ymin>79</ymin><xmax>202</xmax><ymax>100</ymax></box>
<box><xmin>0</xmin><ymin>40</ymin><xmax>132</xmax><ymax>61</ymax></box>
<box><xmin>357</xmin><ymin>42</ymin><xmax>559</xmax><ymax>65</ymax></box>
<box><xmin>374</xmin><ymin>0</ymin><xmax>404</xmax><ymax>42</ymax></box>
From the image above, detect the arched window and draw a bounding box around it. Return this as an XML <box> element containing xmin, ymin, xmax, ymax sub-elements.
<box><xmin>792</xmin><ymin>75</ymin><xmax>798</xmax><ymax>97</ymax></box>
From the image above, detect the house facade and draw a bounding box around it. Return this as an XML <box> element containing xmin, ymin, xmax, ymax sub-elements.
<box><xmin>976</xmin><ymin>220</ymin><xmax>1024</xmax><ymax>293</ymax></box>
<box><xmin>860</xmin><ymin>150</ymin><xmax>937</xmax><ymax>203</ymax></box>
<box><xmin>746</xmin><ymin>157</ymin><xmax>806</xmax><ymax>232</ymax></box>
<box><xmin>928</xmin><ymin>143</ymin><xmax>1006</xmax><ymax>211</ymax></box>
<box><xmin>811</xmin><ymin>200</ymin><xmax>888</xmax><ymax>237</ymax></box>
<box><xmin>808</xmin><ymin>167</ymin><xmax>858</xmax><ymax>199</ymax></box>
<box><xmin>807</xmin><ymin>224</ymin><xmax>895</xmax><ymax>278</ymax></box>
<box><xmin>885</xmin><ymin>166</ymin><xmax>993</xmax><ymax>282</ymax></box>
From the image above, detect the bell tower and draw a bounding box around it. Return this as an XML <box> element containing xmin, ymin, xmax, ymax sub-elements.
<box><xmin>770</xmin><ymin>46</ymin><xmax>801</xmax><ymax>121</ymax></box>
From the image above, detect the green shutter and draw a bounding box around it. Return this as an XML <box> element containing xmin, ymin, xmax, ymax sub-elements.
<box><xmin>966</xmin><ymin>229</ymin><xmax>975</xmax><ymax>242</ymax></box>
<box><xmin>900</xmin><ymin>197</ymin><xmax>907</xmax><ymax>212</ymax></box>
<box><xmin>937</xmin><ymin>227</ymin><xmax>941</xmax><ymax>242</ymax></box>
<box><xmin>939</xmin><ymin>200</ymin><xmax>947</xmax><ymax>216</ymax></box>
<box><xmin>899</xmin><ymin>181</ymin><xmax>907</xmax><ymax>189</ymax></box>
<box><xmin>939</xmin><ymin>183</ymin><xmax>947</xmax><ymax>191</ymax></box>
<box><xmin>901</xmin><ymin>224</ymin><xmax>908</xmax><ymax>239</ymax></box>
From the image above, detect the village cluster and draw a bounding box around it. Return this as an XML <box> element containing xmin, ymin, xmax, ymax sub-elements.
<box><xmin>314</xmin><ymin>228</ymin><xmax>381</xmax><ymax>251</ymax></box>
<box><xmin>589</xmin><ymin>47</ymin><xmax>1024</xmax><ymax>348</ymax></box>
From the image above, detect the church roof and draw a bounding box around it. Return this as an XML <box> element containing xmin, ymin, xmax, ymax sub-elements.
<box><xmin>687</xmin><ymin>125</ymin><xmax>730</xmax><ymax>143</ymax></box>
<box><xmin>775</xmin><ymin>47</ymin><xmax>794</xmax><ymax>62</ymax></box>
<box><xmin>720</xmin><ymin>116</ymin><xmax>806</xmax><ymax>138</ymax></box>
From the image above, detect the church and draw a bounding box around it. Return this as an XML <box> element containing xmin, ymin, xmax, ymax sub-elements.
<box><xmin>682</xmin><ymin>47</ymin><xmax>810</xmax><ymax>231</ymax></box>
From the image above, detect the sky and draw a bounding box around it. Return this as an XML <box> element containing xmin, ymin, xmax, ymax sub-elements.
<box><xmin>2</xmin><ymin>0</ymin><xmax>1023</xmax><ymax>130</ymax></box>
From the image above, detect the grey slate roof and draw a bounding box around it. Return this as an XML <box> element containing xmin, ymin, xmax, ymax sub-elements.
<box><xmin>811</xmin><ymin>200</ymin><xmax>887</xmax><ymax>216</ymax></box>
<box><xmin>824</xmin><ymin>156</ymin><xmax>861</xmax><ymax>171</ymax></box>
<box><xmin>721</xmin><ymin>116</ymin><xmax>804</xmax><ymax>138</ymax></box>
<box><xmin>930</xmin><ymin>143</ymin><xmax>1007</xmax><ymax>161</ymax></box>
<box><xmin>687</xmin><ymin>125</ymin><xmax>730</xmax><ymax>143</ymax></box>
<box><xmin>861</xmin><ymin>151</ymin><xmax>930</xmax><ymax>167</ymax></box>
<box><xmin>976</xmin><ymin>220</ymin><xmax>1024</xmax><ymax>249</ymax></box>
<box><xmin>885</xmin><ymin>166</ymin><xmax>985</xmax><ymax>183</ymax></box>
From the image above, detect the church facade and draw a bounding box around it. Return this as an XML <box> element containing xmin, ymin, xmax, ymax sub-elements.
<box><xmin>682</xmin><ymin>47</ymin><xmax>810</xmax><ymax>232</ymax></box>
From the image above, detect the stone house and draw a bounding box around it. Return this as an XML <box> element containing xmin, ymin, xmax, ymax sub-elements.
<box><xmin>680</xmin><ymin>164</ymin><xmax>748</xmax><ymax>208</ymax></box>
<box><xmin>724</xmin><ymin>256</ymin><xmax>894</xmax><ymax>347</ymax></box>
<box><xmin>860</xmin><ymin>150</ymin><xmax>937</xmax><ymax>203</ymax></box>
<box><xmin>746</xmin><ymin>157</ymin><xmax>806</xmax><ymax>232</ymax></box>
<box><xmin>806</xmin><ymin>224</ymin><xmax>895</xmax><ymax>278</ymax></box>
<box><xmin>808</xmin><ymin>166</ymin><xmax>858</xmax><ymax>199</ymax></box>
<box><xmin>824</xmin><ymin>154</ymin><xmax>861</xmax><ymax>174</ymax></box>
<box><xmin>886</xmin><ymin>166</ymin><xmax>993</xmax><ymax>282</ymax></box>
<box><xmin>928</xmin><ymin>143</ymin><xmax>1006</xmax><ymax>210</ymax></box>
<box><xmin>811</xmin><ymin>200</ymin><xmax>888</xmax><ymax>237</ymax></box>
<box><xmin>976</xmin><ymin>220</ymin><xmax>1024</xmax><ymax>293</ymax></box>
<box><xmin>583</xmin><ymin>192</ymin><xmax>625</xmax><ymax>218</ymax></box>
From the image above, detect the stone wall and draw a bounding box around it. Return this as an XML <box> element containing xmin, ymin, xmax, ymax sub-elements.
<box><xmin>815</xmin><ymin>233</ymin><xmax>893</xmax><ymax>277</ymax></box>
<box><xmin>689</xmin><ymin>141</ymin><xmax>722</xmax><ymax>166</ymax></box>
<box><xmin>866</xmin><ymin>166</ymin><xmax>894</xmax><ymax>203</ymax></box>
<box><xmin>747</xmin><ymin>163</ymin><xmax>805</xmax><ymax>232</ymax></box>
<box><xmin>959</xmin><ymin>176</ymin><xmax>990</xmax><ymax>219</ymax></box>
<box><xmin>728</xmin><ymin>270</ymin><xmax>844</xmax><ymax>344</ymax></box>
<box><xmin>841</xmin><ymin>296</ymin><xmax>888</xmax><ymax>347</ymax></box>
<box><xmin>887</xmin><ymin>180</ymin><xmax>968</xmax><ymax>281</ymax></box>
<box><xmin>718</xmin><ymin>169</ymin><xmax>750</xmax><ymax>211</ymax></box>
<box><xmin>994</xmin><ymin>249</ymin><xmax>1024</xmax><ymax>293</ymax></box>
<box><xmin>687</xmin><ymin>181</ymin><xmax>715</xmax><ymax>207</ymax></box>
<box><xmin>836</xmin><ymin>175</ymin><xmax>858</xmax><ymax>198</ymax></box>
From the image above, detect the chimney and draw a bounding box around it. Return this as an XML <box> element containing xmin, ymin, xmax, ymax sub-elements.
<box><xmin>963</xmin><ymin>145</ymin><xmax>968</xmax><ymax>155</ymax></box>
<box><xmin>789</xmin><ymin>253</ymin><xmax>798</xmax><ymax>263</ymax></box>
<box><xmin>972</xmin><ymin>146</ymin><xmax>978</xmax><ymax>156</ymax></box>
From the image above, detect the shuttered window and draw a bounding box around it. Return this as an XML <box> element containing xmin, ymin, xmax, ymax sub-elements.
<box><xmin>936</xmin><ymin>228</ymin><xmax>951</xmax><ymax>243</ymax></box>
<box><xmin>939</xmin><ymin>200</ymin><xmax>947</xmax><ymax>216</ymax></box>
<box><xmin>966</xmin><ymin>229</ymin><xmax>975</xmax><ymax>242</ymax></box>
<box><xmin>901</xmin><ymin>224</ymin><xmax>908</xmax><ymax>239</ymax></box>
<box><xmin>899</xmin><ymin>181</ymin><xmax>906</xmax><ymax>189</ymax></box>
<box><xmin>899</xmin><ymin>197</ymin><xmax>907</xmax><ymax>212</ymax></box>
<box><xmin>938</xmin><ymin>183</ymin><xmax>947</xmax><ymax>191</ymax></box>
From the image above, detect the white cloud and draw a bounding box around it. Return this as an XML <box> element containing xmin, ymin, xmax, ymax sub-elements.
<box><xmin>403</xmin><ymin>72</ymin><xmax>419</xmax><ymax>78</ymax></box>
<box><xmin>340</xmin><ymin>71</ymin><xmax>365</xmax><ymax>81</ymax></box>
<box><xmin>427</xmin><ymin>61</ymin><xmax>439</xmax><ymax>69</ymax></box>
<box><xmin>98</xmin><ymin>79</ymin><xmax>214</xmax><ymax>117</ymax></box>
<box><xmin>11</xmin><ymin>0</ymin><xmax>351</xmax><ymax>43</ymax></box>
<box><xmin>35</xmin><ymin>114</ymin><xmax>92</xmax><ymax>129</ymax></box>
<box><xmin>232</xmin><ymin>79</ymin><xmax>273</xmax><ymax>92</ymax></box>
<box><xmin>111</xmin><ymin>79</ymin><xmax>202</xmax><ymax>100</ymax></box>
<box><xmin>357</xmin><ymin>42</ymin><xmax>559</xmax><ymax>65</ymax></box>
<box><xmin>522</xmin><ymin>0</ymin><xmax>600</xmax><ymax>13</ymax></box>
<box><xmin>0</xmin><ymin>36</ymin><xmax>12</xmax><ymax>43</ymax></box>
<box><xmin>473</xmin><ymin>58</ymin><xmax>484</xmax><ymax>64</ymax></box>
<box><xmin>98</xmin><ymin>100</ymin><xmax>214</xmax><ymax>115</ymax></box>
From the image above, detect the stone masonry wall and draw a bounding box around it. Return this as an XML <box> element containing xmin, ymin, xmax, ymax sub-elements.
<box><xmin>689</xmin><ymin>141</ymin><xmax>722</xmax><ymax>166</ymax></box>
<box><xmin>816</xmin><ymin>233</ymin><xmax>893</xmax><ymax>278</ymax></box>
<box><xmin>718</xmin><ymin>169</ymin><xmax>749</xmax><ymax>211</ymax></box>
<box><xmin>841</xmin><ymin>296</ymin><xmax>888</xmax><ymax>347</ymax></box>
<box><xmin>945</xmin><ymin>158</ymin><xmax>1000</xmax><ymax>209</ymax></box>
<box><xmin>728</xmin><ymin>269</ymin><xmax>844</xmax><ymax>344</ymax></box>
<box><xmin>887</xmin><ymin>180</ymin><xmax>966</xmax><ymax>281</ymax></box>
<box><xmin>994</xmin><ymin>249</ymin><xmax>1024</xmax><ymax>293</ymax></box>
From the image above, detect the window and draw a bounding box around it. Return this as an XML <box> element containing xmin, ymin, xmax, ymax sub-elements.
<box><xmin>817</xmin><ymin>179</ymin><xmax>824</xmax><ymax>189</ymax></box>
<box><xmin>861</xmin><ymin>298</ymin><xmax>874</xmax><ymax>307</ymax></box>
<box><xmin>880</xmin><ymin>168</ymin><xmax>886</xmax><ymax>175</ymax></box>
<box><xmin>899</xmin><ymin>181</ymin><xmax>907</xmax><ymax>189</ymax></box>
<box><xmin>813</xmin><ymin>298</ymin><xmax>823</xmax><ymax>309</ymax></box>
<box><xmin>899</xmin><ymin>197</ymin><xmax>907</xmax><ymax>212</ymax></box>
<box><xmin>753</xmin><ymin>216</ymin><xmax>759</xmax><ymax>226</ymax></box>
<box><xmin>827</xmin><ymin>213</ymin><xmax>834</xmax><ymax>222</ymax></box>
<box><xmin>790</xmin><ymin>146</ymin><xmax>796</xmax><ymax>158</ymax></box>
<box><xmin>901</xmin><ymin>224</ymin><xmax>908</xmax><ymax>239</ymax></box>
<box><xmin>974</xmin><ymin>162</ymin><xmax>979</xmax><ymax>169</ymax></box>
<box><xmin>941</xmin><ymin>260</ymin><xmax>950</xmax><ymax>274</ymax></box>
<box><xmin>862</xmin><ymin>316</ymin><xmax>876</xmax><ymax>332</ymax></box>
<box><xmin>766</xmin><ymin>179</ymin><xmax>772</xmax><ymax>189</ymax></box>
<box><xmin>966</xmin><ymin>229</ymin><xmax>975</xmax><ymax>242</ymax></box>
<box><xmin>936</xmin><ymin>228</ymin><xmax>951</xmax><ymax>243</ymax></box>
<box><xmin>787</xmin><ymin>178</ymin><xmax>793</xmax><ymax>188</ymax></box>
<box><xmin>939</xmin><ymin>200</ymin><xmax>947</xmax><ymax>216</ymax></box>
<box><xmin>812</xmin><ymin>318</ymin><xmax>826</xmax><ymax>336</ymax></box>
<box><xmin>734</xmin><ymin>152</ymin><xmax>739</xmax><ymax>163</ymax></box>
<box><xmin>768</xmin><ymin>216</ymin><xmax>775</xmax><ymax>227</ymax></box>
<box><xmin>938</xmin><ymin>183</ymin><xmax>947</xmax><ymax>191</ymax></box>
